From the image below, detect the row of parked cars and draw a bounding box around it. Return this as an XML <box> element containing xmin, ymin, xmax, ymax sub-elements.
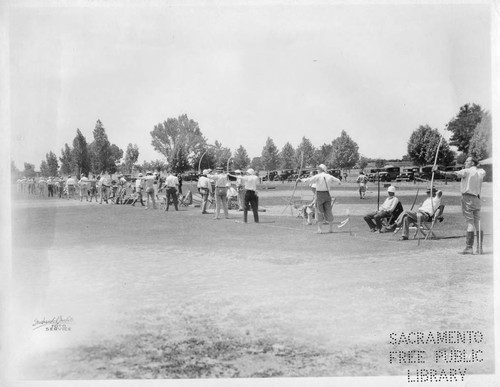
<box><xmin>367</xmin><ymin>165</ymin><xmax>463</xmax><ymax>182</ymax></box>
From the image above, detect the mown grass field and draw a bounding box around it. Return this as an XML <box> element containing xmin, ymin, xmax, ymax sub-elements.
<box><xmin>10</xmin><ymin>180</ymin><xmax>494</xmax><ymax>381</ymax></box>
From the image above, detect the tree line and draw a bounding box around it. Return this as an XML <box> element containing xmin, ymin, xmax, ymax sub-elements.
<box><xmin>12</xmin><ymin>103</ymin><xmax>491</xmax><ymax>179</ymax></box>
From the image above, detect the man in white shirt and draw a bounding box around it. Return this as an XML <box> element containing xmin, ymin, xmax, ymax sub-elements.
<box><xmin>99</xmin><ymin>174</ymin><xmax>110</xmax><ymax>204</ymax></box>
<box><xmin>66</xmin><ymin>175</ymin><xmax>77</xmax><ymax>200</ymax></box>
<box><xmin>363</xmin><ymin>186</ymin><xmax>399</xmax><ymax>233</ymax></box>
<box><xmin>389</xmin><ymin>188</ymin><xmax>442</xmax><ymax>240</ymax></box>
<box><xmin>356</xmin><ymin>171</ymin><xmax>369</xmax><ymax>199</ymax></box>
<box><xmin>197</xmin><ymin>170</ymin><xmax>211</xmax><ymax>214</ymax></box>
<box><xmin>440</xmin><ymin>157</ymin><xmax>486</xmax><ymax>254</ymax></box>
<box><xmin>143</xmin><ymin>171</ymin><xmax>157</xmax><ymax>210</ymax></box>
<box><xmin>235</xmin><ymin>170</ymin><xmax>246</xmax><ymax>211</ymax></box>
<box><xmin>229</xmin><ymin>168</ymin><xmax>261</xmax><ymax>223</ymax></box>
<box><xmin>207</xmin><ymin>167</ymin><xmax>229</xmax><ymax>219</ymax></box>
<box><xmin>299</xmin><ymin>164</ymin><xmax>341</xmax><ymax>233</ymax></box>
<box><xmin>131</xmin><ymin>173</ymin><xmax>145</xmax><ymax>207</ymax></box>
<box><xmin>78</xmin><ymin>174</ymin><xmax>90</xmax><ymax>202</ymax></box>
<box><xmin>164</xmin><ymin>170</ymin><xmax>180</xmax><ymax>211</ymax></box>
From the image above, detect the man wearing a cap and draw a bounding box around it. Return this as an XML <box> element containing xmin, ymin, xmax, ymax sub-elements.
<box><xmin>207</xmin><ymin>167</ymin><xmax>229</xmax><ymax>219</ymax></box>
<box><xmin>164</xmin><ymin>170</ymin><xmax>180</xmax><ymax>211</ymax></box>
<box><xmin>235</xmin><ymin>170</ymin><xmax>246</xmax><ymax>211</ymax></box>
<box><xmin>299</xmin><ymin>164</ymin><xmax>341</xmax><ymax>233</ymax></box>
<box><xmin>363</xmin><ymin>186</ymin><xmax>399</xmax><ymax>233</ymax></box>
<box><xmin>78</xmin><ymin>173</ymin><xmax>90</xmax><ymax>202</ymax></box>
<box><xmin>131</xmin><ymin>173</ymin><xmax>145</xmax><ymax>207</ymax></box>
<box><xmin>197</xmin><ymin>169</ymin><xmax>211</xmax><ymax>214</ymax></box>
<box><xmin>99</xmin><ymin>174</ymin><xmax>110</xmax><ymax>204</ymax></box>
<box><xmin>115</xmin><ymin>174</ymin><xmax>128</xmax><ymax>205</ymax></box>
<box><xmin>388</xmin><ymin>188</ymin><xmax>442</xmax><ymax>240</ymax></box>
<box><xmin>356</xmin><ymin>171</ymin><xmax>369</xmax><ymax>199</ymax></box>
<box><xmin>439</xmin><ymin>157</ymin><xmax>486</xmax><ymax>254</ymax></box>
<box><xmin>143</xmin><ymin>171</ymin><xmax>157</xmax><ymax>210</ymax></box>
<box><xmin>229</xmin><ymin>168</ymin><xmax>261</xmax><ymax>223</ymax></box>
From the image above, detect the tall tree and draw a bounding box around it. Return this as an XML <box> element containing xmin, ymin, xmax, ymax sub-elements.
<box><xmin>250</xmin><ymin>156</ymin><xmax>264</xmax><ymax>171</ymax></box>
<box><xmin>108</xmin><ymin>144</ymin><xmax>124</xmax><ymax>174</ymax></box>
<box><xmin>407</xmin><ymin>125</ymin><xmax>453</xmax><ymax>166</ymax></box>
<box><xmin>468</xmin><ymin>110</ymin><xmax>491</xmax><ymax>161</ymax></box>
<box><xmin>213</xmin><ymin>140</ymin><xmax>231</xmax><ymax>169</ymax></box>
<box><xmin>89</xmin><ymin>119</ymin><xmax>113</xmax><ymax>173</ymax></box>
<box><xmin>358</xmin><ymin>155</ymin><xmax>369</xmax><ymax>170</ymax></box>
<box><xmin>124</xmin><ymin>143</ymin><xmax>140</xmax><ymax>174</ymax></box>
<box><xmin>71</xmin><ymin>129</ymin><xmax>91</xmax><ymax>176</ymax></box>
<box><xmin>445</xmin><ymin>103</ymin><xmax>483</xmax><ymax>154</ymax></box>
<box><xmin>331</xmin><ymin>130</ymin><xmax>360</xmax><ymax>170</ymax></box>
<box><xmin>260</xmin><ymin>137</ymin><xmax>280</xmax><ymax>171</ymax></box>
<box><xmin>279</xmin><ymin>142</ymin><xmax>296</xmax><ymax>169</ymax></box>
<box><xmin>142</xmin><ymin>159</ymin><xmax>168</xmax><ymax>173</ymax></box>
<box><xmin>233</xmin><ymin>145</ymin><xmax>250</xmax><ymax>170</ymax></box>
<box><xmin>46</xmin><ymin>151</ymin><xmax>59</xmax><ymax>176</ymax></box>
<box><xmin>150</xmin><ymin>114</ymin><xmax>205</xmax><ymax>167</ymax></box>
<box><xmin>39</xmin><ymin>160</ymin><xmax>49</xmax><ymax>177</ymax></box>
<box><xmin>315</xmin><ymin>143</ymin><xmax>333</xmax><ymax>167</ymax></box>
<box><xmin>170</xmin><ymin>146</ymin><xmax>191</xmax><ymax>173</ymax></box>
<box><xmin>295</xmin><ymin>137</ymin><xmax>316</xmax><ymax>168</ymax></box>
<box><xmin>374</xmin><ymin>158</ymin><xmax>386</xmax><ymax>168</ymax></box>
<box><xmin>59</xmin><ymin>143</ymin><xmax>73</xmax><ymax>175</ymax></box>
<box><xmin>23</xmin><ymin>162</ymin><xmax>36</xmax><ymax>178</ymax></box>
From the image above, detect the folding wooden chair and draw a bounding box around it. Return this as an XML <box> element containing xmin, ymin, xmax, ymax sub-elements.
<box><xmin>381</xmin><ymin>201</ymin><xmax>404</xmax><ymax>230</ymax></box>
<box><xmin>413</xmin><ymin>204</ymin><xmax>445</xmax><ymax>240</ymax></box>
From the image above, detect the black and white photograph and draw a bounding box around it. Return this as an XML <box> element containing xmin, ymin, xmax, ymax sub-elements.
<box><xmin>1</xmin><ymin>0</ymin><xmax>498</xmax><ymax>386</ymax></box>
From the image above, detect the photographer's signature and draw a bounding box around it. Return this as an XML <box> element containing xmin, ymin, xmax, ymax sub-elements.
<box><xmin>32</xmin><ymin>315</ymin><xmax>74</xmax><ymax>330</ymax></box>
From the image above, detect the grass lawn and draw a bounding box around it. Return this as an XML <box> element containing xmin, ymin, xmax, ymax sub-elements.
<box><xmin>10</xmin><ymin>181</ymin><xmax>494</xmax><ymax>380</ymax></box>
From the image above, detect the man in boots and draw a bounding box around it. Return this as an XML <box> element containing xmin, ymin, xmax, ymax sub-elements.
<box><xmin>439</xmin><ymin>157</ymin><xmax>486</xmax><ymax>254</ymax></box>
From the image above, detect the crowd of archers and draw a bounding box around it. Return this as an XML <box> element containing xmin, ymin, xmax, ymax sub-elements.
<box><xmin>15</xmin><ymin>156</ymin><xmax>486</xmax><ymax>252</ymax></box>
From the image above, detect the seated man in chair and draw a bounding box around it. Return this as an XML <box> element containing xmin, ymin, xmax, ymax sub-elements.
<box><xmin>363</xmin><ymin>186</ymin><xmax>399</xmax><ymax>233</ymax></box>
<box><xmin>388</xmin><ymin>187</ymin><xmax>443</xmax><ymax>240</ymax></box>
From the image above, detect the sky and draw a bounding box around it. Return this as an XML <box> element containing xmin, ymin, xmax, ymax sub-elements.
<box><xmin>8</xmin><ymin>0</ymin><xmax>494</xmax><ymax>169</ymax></box>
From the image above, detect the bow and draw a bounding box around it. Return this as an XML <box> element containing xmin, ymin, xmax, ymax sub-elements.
<box><xmin>282</xmin><ymin>151</ymin><xmax>304</xmax><ymax>215</ymax></box>
<box><xmin>429</xmin><ymin>135</ymin><xmax>443</xmax><ymax>215</ymax></box>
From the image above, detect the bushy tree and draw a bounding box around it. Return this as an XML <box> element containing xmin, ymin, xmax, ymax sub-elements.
<box><xmin>374</xmin><ymin>158</ymin><xmax>386</xmax><ymax>168</ymax></box>
<box><xmin>46</xmin><ymin>151</ymin><xmax>59</xmax><ymax>176</ymax></box>
<box><xmin>407</xmin><ymin>125</ymin><xmax>453</xmax><ymax>166</ymax></box>
<box><xmin>59</xmin><ymin>143</ymin><xmax>73</xmax><ymax>175</ymax></box>
<box><xmin>468</xmin><ymin>110</ymin><xmax>491</xmax><ymax>161</ymax></box>
<box><xmin>279</xmin><ymin>142</ymin><xmax>296</xmax><ymax>169</ymax></box>
<box><xmin>315</xmin><ymin>143</ymin><xmax>333</xmax><ymax>168</ymax></box>
<box><xmin>39</xmin><ymin>160</ymin><xmax>49</xmax><ymax>177</ymax></box>
<box><xmin>72</xmin><ymin>129</ymin><xmax>91</xmax><ymax>176</ymax></box>
<box><xmin>108</xmin><ymin>144</ymin><xmax>124</xmax><ymax>174</ymax></box>
<box><xmin>124</xmin><ymin>143</ymin><xmax>140</xmax><ymax>173</ymax></box>
<box><xmin>261</xmin><ymin>137</ymin><xmax>280</xmax><ymax>171</ymax></box>
<box><xmin>250</xmin><ymin>156</ymin><xmax>264</xmax><ymax>171</ymax></box>
<box><xmin>445</xmin><ymin>103</ymin><xmax>483</xmax><ymax>154</ymax></box>
<box><xmin>331</xmin><ymin>130</ymin><xmax>359</xmax><ymax>170</ymax></box>
<box><xmin>213</xmin><ymin>140</ymin><xmax>231</xmax><ymax>169</ymax></box>
<box><xmin>23</xmin><ymin>162</ymin><xmax>36</xmax><ymax>178</ymax></box>
<box><xmin>150</xmin><ymin>114</ymin><xmax>205</xmax><ymax>167</ymax></box>
<box><xmin>89</xmin><ymin>119</ymin><xmax>113</xmax><ymax>173</ymax></box>
<box><xmin>295</xmin><ymin>137</ymin><xmax>316</xmax><ymax>168</ymax></box>
<box><xmin>358</xmin><ymin>155</ymin><xmax>369</xmax><ymax>170</ymax></box>
<box><xmin>170</xmin><ymin>146</ymin><xmax>191</xmax><ymax>173</ymax></box>
<box><xmin>233</xmin><ymin>145</ymin><xmax>250</xmax><ymax>170</ymax></box>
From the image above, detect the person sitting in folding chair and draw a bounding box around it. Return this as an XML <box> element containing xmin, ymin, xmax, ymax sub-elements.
<box><xmin>363</xmin><ymin>186</ymin><xmax>399</xmax><ymax>233</ymax></box>
<box><xmin>226</xmin><ymin>183</ymin><xmax>239</xmax><ymax>210</ymax></box>
<box><xmin>389</xmin><ymin>188</ymin><xmax>442</xmax><ymax>240</ymax></box>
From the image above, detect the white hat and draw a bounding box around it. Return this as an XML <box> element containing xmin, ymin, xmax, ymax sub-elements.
<box><xmin>138</xmin><ymin>173</ymin><xmax>143</xmax><ymax>177</ymax></box>
<box><xmin>318</xmin><ymin>164</ymin><xmax>328</xmax><ymax>172</ymax></box>
<box><xmin>234</xmin><ymin>169</ymin><xmax>241</xmax><ymax>174</ymax></box>
<box><xmin>387</xmin><ymin>186</ymin><xmax>396</xmax><ymax>193</ymax></box>
<box><xmin>226</xmin><ymin>182</ymin><xmax>232</xmax><ymax>187</ymax></box>
<box><xmin>202</xmin><ymin>169</ymin><xmax>208</xmax><ymax>175</ymax></box>
<box><xmin>247</xmin><ymin>168</ymin><xmax>255</xmax><ymax>175</ymax></box>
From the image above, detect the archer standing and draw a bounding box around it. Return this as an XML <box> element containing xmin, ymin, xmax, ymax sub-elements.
<box><xmin>439</xmin><ymin>157</ymin><xmax>486</xmax><ymax>254</ymax></box>
<box><xmin>229</xmin><ymin>168</ymin><xmax>260</xmax><ymax>223</ymax></box>
<box><xmin>299</xmin><ymin>164</ymin><xmax>341</xmax><ymax>234</ymax></box>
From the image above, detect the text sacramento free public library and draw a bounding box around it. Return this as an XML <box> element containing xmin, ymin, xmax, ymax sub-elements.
<box><xmin>389</xmin><ymin>331</ymin><xmax>483</xmax><ymax>346</ymax></box>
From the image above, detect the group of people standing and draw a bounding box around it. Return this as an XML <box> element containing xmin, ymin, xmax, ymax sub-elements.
<box><xmin>197</xmin><ymin>167</ymin><xmax>261</xmax><ymax>223</ymax></box>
